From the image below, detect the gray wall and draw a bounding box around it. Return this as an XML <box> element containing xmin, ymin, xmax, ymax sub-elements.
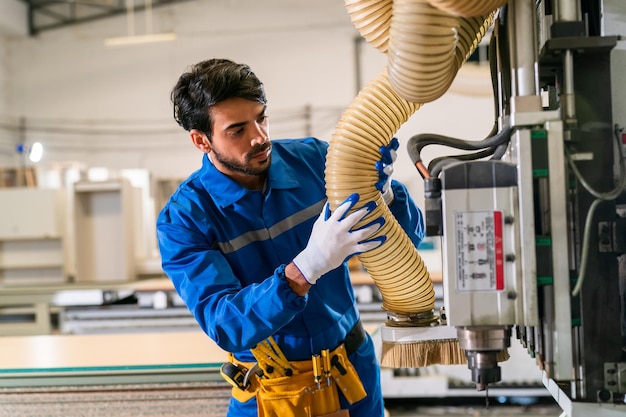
<box><xmin>0</xmin><ymin>0</ymin><xmax>495</xmax><ymax>202</ymax></box>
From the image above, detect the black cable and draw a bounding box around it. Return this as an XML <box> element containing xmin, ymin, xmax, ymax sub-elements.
<box><xmin>491</xmin><ymin>141</ymin><xmax>509</xmax><ymax>160</ymax></box>
<box><xmin>429</xmin><ymin>147</ymin><xmax>498</xmax><ymax>178</ymax></box>
<box><xmin>407</xmin><ymin>124</ymin><xmax>512</xmax><ymax>169</ymax></box>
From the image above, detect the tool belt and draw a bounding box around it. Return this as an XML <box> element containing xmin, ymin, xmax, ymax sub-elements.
<box><xmin>224</xmin><ymin>320</ymin><xmax>367</xmax><ymax>417</ymax></box>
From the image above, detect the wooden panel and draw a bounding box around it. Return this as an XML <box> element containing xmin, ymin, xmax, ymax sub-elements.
<box><xmin>0</xmin><ymin>189</ymin><xmax>67</xmax><ymax>285</ymax></box>
<box><xmin>0</xmin><ymin>239</ymin><xmax>63</xmax><ymax>268</ymax></box>
<box><xmin>74</xmin><ymin>180</ymin><xmax>135</xmax><ymax>282</ymax></box>
<box><xmin>0</xmin><ymin>189</ymin><xmax>61</xmax><ymax>239</ymax></box>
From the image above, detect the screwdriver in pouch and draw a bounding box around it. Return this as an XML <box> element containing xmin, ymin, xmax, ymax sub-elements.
<box><xmin>321</xmin><ymin>349</ymin><xmax>331</xmax><ymax>386</ymax></box>
<box><xmin>312</xmin><ymin>354</ymin><xmax>322</xmax><ymax>389</ymax></box>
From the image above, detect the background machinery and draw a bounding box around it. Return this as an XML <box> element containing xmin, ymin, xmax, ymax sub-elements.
<box><xmin>373</xmin><ymin>1</ymin><xmax>625</xmax><ymax>416</ymax></box>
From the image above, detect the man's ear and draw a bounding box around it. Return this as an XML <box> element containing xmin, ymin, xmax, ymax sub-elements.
<box><xmin>190</xmin><ymin>129</ymin><xmax>211</xmax><ymax>153</ymax></box>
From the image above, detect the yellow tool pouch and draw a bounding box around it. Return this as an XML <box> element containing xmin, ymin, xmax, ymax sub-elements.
<box><xmin>227</xmin><ymin>342</ymin><xmax>365</xmax><ymax>417</ymax></box>
<box><xmin>327</xmin><ymin>344</ymin><xmax>367</xmax><ymax>405</ymax></box>
<box><xmin>256</xmin><ymin>368</ymin><xmax>342</xmax><ymax>417</ymax></box>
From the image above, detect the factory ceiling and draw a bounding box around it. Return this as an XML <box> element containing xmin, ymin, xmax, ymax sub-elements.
<box><xmin>19</xmin><ymin>0</ymin><xmax>191</xmax><ymax>35</ymax></box>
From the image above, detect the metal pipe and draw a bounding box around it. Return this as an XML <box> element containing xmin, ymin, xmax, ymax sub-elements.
<box><xmin>562</xmin><ymin>49</ymin><xmax>577</xmax><ymax>126</ymax></box>
<box><xmin>543</xmin><ymin>284</ymin><xmax>555</xmax><ymax>376</ymax></box>
<box><xmin>552</xmin><ymin>1</ymin><xmax>580</xmax><ymax>127</ymax></box>
<box><xmin>507</xmin><ymin>0</ymin><xmax>539</xmax><ymax>98</ymax></box>
<box><xmin>554</xmin><ymin>0</ymin><xmax>581</xmax><ymax>22</ymax></box>
<box><xmin>546</xmin><ymin>119</ymin><xmax>575</xmax><ymax>382</ymax></box>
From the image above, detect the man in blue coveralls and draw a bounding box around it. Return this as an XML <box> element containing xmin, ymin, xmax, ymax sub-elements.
<box><xmin>157</xmin><ymin>58</ymin><xmax>424</xmax><ymax>417</ymax></box>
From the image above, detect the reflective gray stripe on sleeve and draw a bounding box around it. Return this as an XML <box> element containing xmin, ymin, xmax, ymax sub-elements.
<box><xmin>216</xmin><ymin>199</ymin><xmax>326</xmax><ymax>254</ymax></box>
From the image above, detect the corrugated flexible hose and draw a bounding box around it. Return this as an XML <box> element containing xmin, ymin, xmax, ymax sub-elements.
<box><xmin>327</xmin><ymin>0</ymin><xmax>503</xmax><ymax>318</ymax></box>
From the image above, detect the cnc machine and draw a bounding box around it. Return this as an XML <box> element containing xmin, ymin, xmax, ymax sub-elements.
<box><xmin>381</xmin><ymin>1</ymin><xmax>626</xmax><ymax>415</ymax></box>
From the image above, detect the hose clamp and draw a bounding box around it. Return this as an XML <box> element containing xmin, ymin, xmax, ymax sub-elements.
<box><xmin>385</xmin><ymin>309</ymin><xmax>440</xmax><ymax>327</ymax></box>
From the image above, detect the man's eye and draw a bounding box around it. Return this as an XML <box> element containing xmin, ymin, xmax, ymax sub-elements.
<box><xmin>259</xmin><ymin>116</ymin><xmax>268</xmax><ymax>124</ymax></box>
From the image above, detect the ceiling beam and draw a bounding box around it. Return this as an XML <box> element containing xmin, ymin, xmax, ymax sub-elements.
<box><xmin>20</xmin><ymin>0</ymin><xmax>190</xmax><ymax>36</ymax></box>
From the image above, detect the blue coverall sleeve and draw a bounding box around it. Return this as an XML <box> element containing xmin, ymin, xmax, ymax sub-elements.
<box><xmin>388</xmin><ymin>179</ymin><xmax>425</xmax><ymax>248</ymax></box>
<box><xmin>157</xmin><ymin>205</ymin><xmax>307</xmax><ymax>354</ymax></box>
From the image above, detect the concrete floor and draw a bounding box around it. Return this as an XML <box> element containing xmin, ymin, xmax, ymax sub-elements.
<box><xmin>385</xmin><ymin>398</ymin><xmax>563</xmax><ymax>416</ymax></box>
<box><xmin>386</xmin><ymin>406</ymin><xmax>562</xmax><ymax>416</ymax></box>
<box><xmin>0</xmin><ymin>380</ymin><xmax>565</xmax><ymax>417</ymax></box>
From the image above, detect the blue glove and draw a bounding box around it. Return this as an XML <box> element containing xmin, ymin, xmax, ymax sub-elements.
<box><xmin>375</xmin><ymin>137</ymin><xmax>399</xmax><ymax>205</ymax></box>
<box><xmin>293</xmin><ymin>193</ymin><xmax>386</xmax><ymax>284</ymax></box>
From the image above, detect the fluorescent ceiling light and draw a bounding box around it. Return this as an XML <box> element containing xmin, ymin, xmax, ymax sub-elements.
<box><xmin>29</xmin><ymin>142</ymin><xmax>43</xmax><ymax>163</ymax></box>
<box><xmin>104</xmin><ymin>32</ymin><xmax>176</xmax><ymax>47</ymax></box>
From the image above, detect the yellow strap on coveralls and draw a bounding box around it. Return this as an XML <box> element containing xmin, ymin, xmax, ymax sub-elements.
<box><xmin>252</xmin><ymin>337</ymin><xmax>295</xmax><ymax>377</ymax></box>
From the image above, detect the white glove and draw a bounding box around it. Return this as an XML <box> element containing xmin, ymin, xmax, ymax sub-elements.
<box><xmin>293</xmin><ymin>193</ymin><xmax>386</xmax><ymax>284</ymax></box>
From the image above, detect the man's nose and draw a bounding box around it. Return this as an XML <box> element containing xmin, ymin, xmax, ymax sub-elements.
<box><xmin>251</xmin><ymin>124</ymin><xmax>268</xmax><ymax>145</ymax></box>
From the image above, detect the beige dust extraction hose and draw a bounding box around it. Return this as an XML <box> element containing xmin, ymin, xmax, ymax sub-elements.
<box><xmin>326</xmin><ymin>0</ymin><xmax>502</xmax><ymax>316</ymax></box>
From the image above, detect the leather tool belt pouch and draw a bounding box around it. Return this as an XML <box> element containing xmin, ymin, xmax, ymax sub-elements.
<box><xmin>228</xmin><ymin>320</ymin><xmax>368</xmax><ymax>416</ymax></box>
<box><xmin>229</xmin><ymin>344</ymin><xmax>365</xmax><ymax>417</ymax></box>
<box><xmin>326</xmin><ymin>343</ymin><xmax>367</xmax><ymax>405</ymax></box>
<box><xmin>256</xmin><ymin>367</ymin><xmax>341</xmax><ymax>417</ymax></box>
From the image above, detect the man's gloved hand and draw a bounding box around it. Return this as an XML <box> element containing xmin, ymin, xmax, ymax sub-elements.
<box><xmin>375</xmin><ymin>137</ymin><xmax>399</xmax><ymax>205</ymax></box>
<box><xmin>293</xmin><ymin>193</ymin><xmax>386</xmax><ymax>285</ymax></box>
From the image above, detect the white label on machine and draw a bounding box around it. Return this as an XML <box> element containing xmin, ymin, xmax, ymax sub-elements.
<box><xmin>454</xmin><ymin>211</ymin><xmax>504</xmax><ymax>292</ymax></box>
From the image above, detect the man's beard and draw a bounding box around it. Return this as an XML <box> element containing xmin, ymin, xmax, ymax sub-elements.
<box><xmin>212</xmin><ymin>143</ymin><xmax>272</xmax><ymax>176</ymax></box>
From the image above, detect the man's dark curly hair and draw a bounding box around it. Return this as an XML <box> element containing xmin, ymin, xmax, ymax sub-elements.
<box><xmin>171</xmin><ymin>59</ymin><xmax>267</xmax><ymax>141</ymax></box>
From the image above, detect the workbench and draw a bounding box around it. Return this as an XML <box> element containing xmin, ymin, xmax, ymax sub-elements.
<box><xmin>0</xmin><ymin>330</ymin><xmax>232</xmax><ymax>416</ymax></box>
<box><xmin>0</xmin><ymin>330</ymin><xmax>227</xmax><ymax>387</ymax></box>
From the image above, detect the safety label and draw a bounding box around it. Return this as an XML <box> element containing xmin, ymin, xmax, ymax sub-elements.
<box><xmin>454</xmin><ymin>211</ymin><xmax>504</xmax><ymax>292</ymax></box>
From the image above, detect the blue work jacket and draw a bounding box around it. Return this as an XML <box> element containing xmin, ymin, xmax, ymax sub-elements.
<box><xmin>156</xmin><ymin>137</ymin><xmax>424</xmax><ymax>363</ymax></box>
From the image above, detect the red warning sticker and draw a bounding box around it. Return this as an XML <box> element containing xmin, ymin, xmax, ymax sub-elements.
<box><xmin>455</xmin><ymin>211</ymin><xmax>505</xmax><ymax>292</ymax></box>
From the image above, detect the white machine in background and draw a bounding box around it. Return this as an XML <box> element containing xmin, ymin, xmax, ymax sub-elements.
<box><xmin>0</xmin><ymin>167</ymin><xmax>168</xmax><ymax>336</ymax></box>
<box><xmin>382</xmin><ymin>1</ymin><xmax>626</xmax><ymax>416</ymax></box>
